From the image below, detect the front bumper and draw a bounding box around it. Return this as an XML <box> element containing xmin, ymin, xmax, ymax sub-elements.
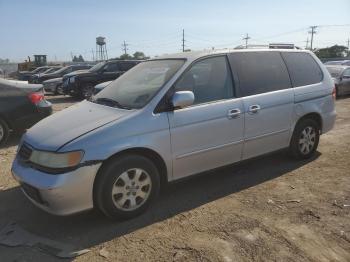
<box><xmin>62</xmin><ymin>78</ymin><xmax>78</xmax><ymax>95</ymax></box>
<box><xmin>11</xmin><ymin>157</ymin><xmax>101</xmax><ymax>215</ymax></box>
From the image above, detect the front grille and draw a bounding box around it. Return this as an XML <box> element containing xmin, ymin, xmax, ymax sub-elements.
<box><xmin>21</xmin><ymin>183</ymin><xmax>46</xmax><ymax>205</ymax></box>
<box><xmin>18</xmin><ymin>144</ymin><xmax>33</xmax><ymax>161</ymax></box>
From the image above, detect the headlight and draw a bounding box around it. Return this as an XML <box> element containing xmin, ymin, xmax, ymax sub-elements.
<box><xmin>29</xmin><ymin>150</ymin><xmax>84</xmax><ymax>169</ymax></box>
<box><xmin>70</xmin><ymin>76</ymin><xmax>75</xmax><ymax>83</ymax></box>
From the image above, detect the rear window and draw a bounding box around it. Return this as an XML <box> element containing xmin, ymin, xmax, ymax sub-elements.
<box><xmin>281</xmin><ymin>52</ymin><xmax>323</xmax><ymax>87</ymax></box>
<box><xmin>228</xmin><ymin>52</ymin><xmax>291</xmax><ymax>97</ymax></box>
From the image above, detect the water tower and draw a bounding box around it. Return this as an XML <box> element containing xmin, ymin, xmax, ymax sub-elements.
<box><xmin>96</xmin><ymin>36</ymin><xmax>108</xmax><ymax>61</ymax></box>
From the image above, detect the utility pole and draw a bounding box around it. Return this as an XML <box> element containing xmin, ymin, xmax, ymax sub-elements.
<box><xmin>347</xmin><ymin>38</ymin><xmax>350</xmax><ymax>57</ymax></box>
<box><xmin>305</xmin><ymin>37</ymin><xmax>309</xmax><ymax>50</ymax></box>
<box><xmin>309</xmin><ymin>26</ymin><xmax>317</xmax><ymax>50</ymax></box>
<box><xmin>122</xmin><ymin>41</ymin><xmax>129</xmax><ymax>55</ymax></box>
<box><xmin>243</xmin><ymin>33</ymin><xmax>250</xmax><ymax>48</ymax></box>
<box><xmin>70</xmin><ymin>52</ymin><xmax>74</xmax><ymax>61</ymax></box>
<box><xmin>91</xmin><ymin>49</ymin><xmax>95</xmax><ymax>61</ymax></box>
<box><xmin>182</xmin><ymin>29</ymin><xmax>185</xmax><ymax>52</ymax></box>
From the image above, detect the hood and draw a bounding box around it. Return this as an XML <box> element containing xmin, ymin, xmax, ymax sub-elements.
<box><xmin>95</xmin><ymin>81</ymin><xmax>113</xmax><ymax>90</ymax></box>
<box><xmin>66</xmin><ymin>69</ymin><xmax>89</xmax><ymax>77</ymax></box>
<box><xmin>39</xmin><ymin>72</ymin><xmax>60</xmax><ymax>80</ymax></box>
<box><xmin>23</xmin><ymin>100</ymin><xmax>132</xmax><ymax>151</ymax></box>
<box><xmin>68</xmin><ymin>70</ymin><xmax>96</xmax><ymax>78</ymax></box>
<box><xmin>43</xmin><ymin>77</ymin><xmax>62</xmax><ymax>84</ymax></box>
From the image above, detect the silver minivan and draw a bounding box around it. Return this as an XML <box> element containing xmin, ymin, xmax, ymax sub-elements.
<box><xmin>12</xmin><ymin>49</ymin><xmax>336</xmax><ymax>219</ymax></box>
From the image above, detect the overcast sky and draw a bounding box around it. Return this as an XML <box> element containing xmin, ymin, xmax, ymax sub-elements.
<box><xmin>1</xmin><ymin>0</ymin><xmax>349</xmax><ymax>62</ymax></box>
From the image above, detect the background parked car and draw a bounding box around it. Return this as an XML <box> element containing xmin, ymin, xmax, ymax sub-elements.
<box><xmin>0</xmin><ymin>79</ymin><xmax>52</xmax><ymax>146</ymax></box>
<box><xmin>17</xmin><ymin>66</ymin><xmax>51</xmax><ymax>81</ymax></box>
<box><xmin>30</xmin><ymin>64</ymin><xmax>92</xmax><ymax>84</ymax></box>
<box><xmin>62</xmin><ymin>60</ymin><xmax>141</xmax><ymax>98</ymax></box>
<box><xmin>93</xmin><ymin>80</ymin><xmax>112</xmax><ymax>95</ymax></box>
<box><xmin>42</xmin><ymin>77</ymin><xmax>63</xmax><ymax>95</ymax></box>
<box><xmin>326</xmin><ymin>65</ymin><xmax>350</xmax><ymax>97</ymax></box>
<box><xmin>324</xmin><ymin>60</ymin><xmax>350</xmax><ymax>66</ymax></box>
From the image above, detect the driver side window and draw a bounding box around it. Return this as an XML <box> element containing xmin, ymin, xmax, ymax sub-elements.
<box><xmin>104</xmin><ymin>63</ymin><xmax>119</xmax><ymax>72</ymax></box>
<box><xmin>174</xmin><ymin>56</ymin><xmax>234</xmax><ymax>105</ymax></box>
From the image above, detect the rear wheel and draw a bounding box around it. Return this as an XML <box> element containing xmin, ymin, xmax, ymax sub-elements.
<box><xmin>289</xmin><ymin>118</ymin><xmax>320</xmax><ymax>159</ymax></box>
<box><xmin>0</xmin><ymin>118</ymin><xmax>10</xmax><ymax>147</ymax></box>
<box><xmin>94</xmin><ymin>155</ymin><xmax>160</xmax><ymax>219</ymax></box>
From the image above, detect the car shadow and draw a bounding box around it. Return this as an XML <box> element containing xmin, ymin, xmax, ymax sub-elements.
<box><xmin>0</xmin><ymin>132</ymin><xmax>23</xmax><ymax>149</ymax></box>
<box><xmin>46</xmin><ymin>95</ymin><xmax>78</xmax><ymax>104</ymax></box>
<box><xmin>0</xmin><ymin>150</ymin><xmax>321</xmax><ymax>261</ymax></box>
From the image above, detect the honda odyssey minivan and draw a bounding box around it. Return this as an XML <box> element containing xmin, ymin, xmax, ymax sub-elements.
<box><xmin>12</xmin><ymin>49</ymin><xmax>336</xmax><ymax>219</ymax></box>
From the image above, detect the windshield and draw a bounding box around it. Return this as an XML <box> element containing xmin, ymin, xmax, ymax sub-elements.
<box><xmin>92</xmin><ymin>59</ymin><xmax>185</xmax><ymax>109</ymax></box>
<box><xmin>54</xmin><ymin>66</ymin><xmax>72</xmax><ymax>74</ymax></box>
<box><xmin>89</xmin><ymin>62</ymin><xmax>106</xmax><ymax>72</ymax></box>
<box><xmin>326</xmin><ymin>67</ymin><xmax>343</xmax><ymax>78</ymax></box>
<box><xmin>31</xmin><ymin>67</ymin><xmax>43</xmax><ymax>73</ymax></box>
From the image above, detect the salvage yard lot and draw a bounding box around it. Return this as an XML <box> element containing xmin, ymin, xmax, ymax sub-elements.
<box><xmin>0</xmin><ymin>96</ymin><xmax>349</xmax><ymax>262</ymax></box>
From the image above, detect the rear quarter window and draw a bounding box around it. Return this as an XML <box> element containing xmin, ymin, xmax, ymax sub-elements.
<box><xmin>228</xmin><ymin>52</ymin><xmax>291</xmax><ymax>97</ymax></box>
<box><xmin>281</xmin><ymin>52</ymin><xmax>323</xmax><ymax>87</ymax></box>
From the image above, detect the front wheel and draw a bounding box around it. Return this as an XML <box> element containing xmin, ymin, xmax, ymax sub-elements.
<box><xmin>80</xmin><ymin>83</ymin><xmax>94</xmax><ymax>99</ymax></box>
<box><xmin>94</xmin><ymin>155</ymin><xmax>160</xmax><ymax>219</ymax></box>
<box><xmin>289</xmin><ymin>119</ymin><xmax>320</xmax><ymax>159</ymax></box>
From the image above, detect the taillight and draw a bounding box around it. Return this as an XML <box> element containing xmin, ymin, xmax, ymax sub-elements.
<box><xmin>28</xmin><ymin>93</ymin><xmax>44</xmax><ymax>105</ymax></box>
<box><xmin>332</xmin><ymin>86</ymin><xmax>336</xmax><ymax>100</ymax></box>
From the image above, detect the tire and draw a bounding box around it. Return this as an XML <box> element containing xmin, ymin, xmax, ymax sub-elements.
<box><xmin>289</xmin><ymin>118</ymin><xmax>320</xmax><ymax>160</ymax></box>
<box><xmin>54</xmin><ymin>84</ymin><xmax>61</xmax><ymax>95</ymax></box>
<box><xmin>94</xmin><ymin>154</ymin><xmax>160</xmax><ymax>219</ymax></box>
<box><xmin>80</xmin><ymin>83</ymin><xmax>94</xmax><ymax>99</ymax></box>
<box><xmin>0</xmin><ymin>118</ymin><xmax>10</xmax><ymax>147</ymax></box>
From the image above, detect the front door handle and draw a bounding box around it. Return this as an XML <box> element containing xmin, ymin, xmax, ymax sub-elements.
<box><xmin>248</xmin><ymin>104</ymin><xmax>261</xmax><ymax>114</ymax></box>
<box><xmin>227</xmin><ymin>108</ymin><xmax>241</xmax><ymax>119</ymax></box>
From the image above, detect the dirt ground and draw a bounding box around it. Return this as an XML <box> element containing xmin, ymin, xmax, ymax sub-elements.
<box><xmin>0</xmin><ymin>95</ymin><xmax>349</xmax><ymax>262</ymax></box>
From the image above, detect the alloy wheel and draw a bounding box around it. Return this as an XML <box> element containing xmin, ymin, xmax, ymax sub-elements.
<box><xmin>111</xmin><ymin>168</ymin><xmax>152</xmax><ymax>211</ymax></box>
<box><xmin>298</xmin><ymin>126</ymin><xmax>316</xmax><ymax>155</ymax></box>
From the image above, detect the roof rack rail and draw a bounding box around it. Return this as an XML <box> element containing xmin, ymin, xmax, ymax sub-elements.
<box><xmin>234</xmin><ymin>43</ymin><xmax>302</xmax><ymax>50</ymax></box>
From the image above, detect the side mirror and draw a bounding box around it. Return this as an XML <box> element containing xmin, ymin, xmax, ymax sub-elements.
<box><xmin>171</xmin><ymin>91</ymin><xmax>194</xmax><ymax>109</ymax></box>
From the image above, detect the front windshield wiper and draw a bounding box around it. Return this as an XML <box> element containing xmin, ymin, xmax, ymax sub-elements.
<box><xmin>90</xmin><ymin>97</ymin><xmax>132</xmax><ymax>110</ymax></box>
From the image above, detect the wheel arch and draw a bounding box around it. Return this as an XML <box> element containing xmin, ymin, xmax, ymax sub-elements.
<box><xmin>291</xmin><ymin>112</ymin><xmax>323</xmax><ymax>144</ymax></box>
<box><xmin>297</xmin><ymin>112</ymin><xmax>322</xmax><ymax>131</ymax></box>
<box><xmin>0</xmin><ymin>113</ymin><xmax>12</xmax><ymax>130</ymax></box>
<box><xmin>93</xmin><ymin>147</ymin><xmax>169</xmax><ymax>205</ymax></box>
